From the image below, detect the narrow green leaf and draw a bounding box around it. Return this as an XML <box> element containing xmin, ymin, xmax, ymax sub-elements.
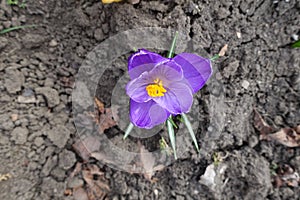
<box><xmin>176</xmin><ymin>115</ymin><xmax>184</xmax><ymax>123</ymax></box>
<box><xmin>167</xmin><ymin>31</ymin><xmax>179</xmax><ymax>58</ymax></box>
<box><xmin>167</xmin><ymin>116</ymin><xmax>178</xmax><ymax>129</ymax></box>
<box><xmin>292</xmin><ymin>40</ymin><xmax>300</xmax><ymax>48</ymax></box>
<box><xmin>0</xmin><ymin>25</ymin><xmax>37</xmax><ymax>35</ymax></box>
<box><xmin>159</xmin><ymin>137</ymin><xmax>173</xmax><ymax>156</ymax></box>
<box><xmin>167</xmin><ymin>120</ymin><xmax>177</xmax><ymax>159</ymax></box>
<box><xmin>182</xmin><ymin>113</ymin><xmax>200</xmax><ymax>153</ymax></box>
<box><xmin>210</xmin><ymin>54</ymin><xmax>219</xmax><ymax>61</ymax></box>
<box><xmin>123</xmin><ymin>122</ymin><xmax>134</xmax><ymax>140</ymax></box>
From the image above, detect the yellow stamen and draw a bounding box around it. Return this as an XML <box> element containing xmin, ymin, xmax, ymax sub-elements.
<box><xmin>146</xmin><ymin>78</ymin><xmax>167</xmax><ymax>97</ymax></box>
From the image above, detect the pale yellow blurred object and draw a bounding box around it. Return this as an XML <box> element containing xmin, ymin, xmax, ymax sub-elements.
<box><xmin>0</xmin><ymin>173</ymin><xmax>12</xmax><ymax>182</ymax></box>
<box><xmin>102</xmin><ymin>0</ymin><xmax>122</xmax><ymax>4</ymax></box>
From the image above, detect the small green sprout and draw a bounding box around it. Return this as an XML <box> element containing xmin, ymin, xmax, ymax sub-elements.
<box><xmin>6</xmin><ymin>0</ymin><xmax>26</xmax><ymax>8</ymax></box>
<box><xmin>19</xmin><ymin>0</ymin><xmax>26</xmax><ymax>8</ymax></box>
<box><xmin>0</xmin><ymin>25</ymin><xmax>37</xmax><ymax>35</ymax></box>
<box><xmin>159</xmin><ymin>137</ymin><xmax>173</xmax><ymax>156</ymax></box>
<box><xmin>270</xmin><ymin>162</ymin><xmax>278</xmax><ymax>176</ymax></box>
<box><xmin>292</xmin><ymin>39</ymin><xmax>300</xmax><ymax>48</ymax></box>
<box><xmin>212</xmin><ymin>152</ymin><xmax>221</xmax><ymax>166</ymax></box>
<box><xmin>6</xmin><ymin>0</ymin><xmax>18</xmax><ymax>5</ymax></box>
<box><xmin>212</xmin><ymin>152</ymin><xmax>229</xmax><ymax>166</ymax></box>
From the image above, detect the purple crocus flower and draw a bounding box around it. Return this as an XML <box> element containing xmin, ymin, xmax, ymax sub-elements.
<box><xmin>126</xmin><ymin>49</ymin><xmax>213</xmax><ymax>129</ymax></box>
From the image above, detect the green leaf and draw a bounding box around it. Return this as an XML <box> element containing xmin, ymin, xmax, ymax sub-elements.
<box><xmin>167</xmin><ymin>116</ymin><xmax>178</xmax><ymax>129</ymax></box>
<box><xmin>210</xmin><ymin>54</ymin><xmax>220</xmax><ymax>61</ymax></box>
<box><xmin>123</xmin><ymin>122</ymin><xmax>134</xmax><ymax>139</ymax></box>
<box><xmin>292</xmin><ymin>39</ymin><xmax>300</xmax><ymax>48</ymax></box>
<box><xmin>0</xmin><ymin>25</ymin><xmax>37</xmax><ymax>35</ymax></box>
<box><xmin>167</xmin><ymin>31</ymin><xmax>178</xmax><ymax>58</ymax></box>
<box><xmin>167</xmin><ymin>120</ymin><xmax>177</xmax><ymax>159</ymax></box>
<box><xmin>6</xmin><ymin>0</ymin><xmax>18</xmax><ymax>5</ymax></box>
<box><xmin>182</xmin><ymin>113</ymin><xmax>200</xmax><ymax>153</ymax></box>
<box><xmin>159</xmin><ymin>137</ymin><xmax>173</xmax><ymax>154</ymax></box>
<box><xmin>176</xmin><ymin>115</ymin><xmax>184</xmax><ymax>123</ymax></box>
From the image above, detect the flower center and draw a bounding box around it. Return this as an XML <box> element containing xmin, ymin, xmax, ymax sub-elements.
<box><xmin>146</xmin><ymin>78</ymin><xmax>166</xmax><ymax>97</ymax></box>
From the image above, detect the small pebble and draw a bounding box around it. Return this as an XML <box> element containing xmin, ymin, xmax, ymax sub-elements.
<box><xmin>49</xmin><ymin>39</ymin><xmax>58</xmax><ymax>47</ymax></box>
<box><xmin>19</xmin><ymin>15</ymin><xmax>26</xmax><ymax>23</ymax></box>
<box><xmin>18</xmin><ymin>96</ymin><xmax>37</xmax><ymax>104</ymax></box>
<box><xmin>11</xmin><ymin>114</ymin><xmax>18</xmax><ymax>122</ymax></box>
<box><xmin>241</xmin><ymin>80</ymin><xmax>250</xmax><ymax>90</ymax></box>
<box><xmin>292</xmin><ymin>34</ymin><xmax>299</xmax><ymax>41</ymax></box>
<box><xmin>94</xmin><ymin>28</ymin><xmax>104</xmax><ymax>41</ymax></box>
<box><xmin>22</xmin><ymin>88</ymin><xmax>35</xmax><ymax>97</ymax></box>
<box><xmin>236</xmin><ymin>32</ymin><xmax>242</xmax><ymax>39</ymax></box>
<box><xmin>274</xmin><ymin>116</ymin><xmax>283</xmax><ymax>125</ymax></box>
<box><xmin>34</xmin><ymin>137</ymin><xmax>44</xmax><ymax>147</ymax></box>
<box><xmin>11</xmin><ymin>127</ymin><xmax>29</xmax><ymax>145</ymax></box>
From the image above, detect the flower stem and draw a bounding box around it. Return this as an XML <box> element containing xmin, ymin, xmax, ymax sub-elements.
<box><xmin>167</xmin><ymin>31</ymin><xmax>179</xmax><ymax>58</ymax></box>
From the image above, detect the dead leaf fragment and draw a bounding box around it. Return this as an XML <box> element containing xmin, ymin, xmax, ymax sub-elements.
<box><xmin>93</xmin><ymin>98</ymin><xmax>118</xmax><ymax>133</ymax></box>
<box><xmin>98</xmin><ymin>108</ymin><xmax>117</xmax><ymax>133</ymax></box>
<box><xmin>218</xmin><ymin>44</ymin><xmax>228</xmax><ymax>57</ymax></box>
<box><xmin>273</xmin><ymin>164</ymin><xmax>300</xmax><ymax>188</ymax></box>
<box><xmin>64</xmin><ymin>188</ymin><xmax>73</xmax><ymax>196</ymax></box>
<box><xmin>70</xmin><ymin>162</ymin><xmax>82</xmax><ymax>178</ymax></box>
<box><xmin>266</xmin><ymin>127</ymin><xmax>300</xmax><ymax>147</ymax></box>
<box><xmin>82</xmin><ymin>164</ymin><xmax>110</xmax><ymax>200</ymax></box>
<box><xmin>94</xmin><ymin>97</ymin><xmax>105</xmax><ymax>114</ymax></box>
<box><xmin>253</xmin><ymin>109</ymin><xmax>275</xmax><ymax>136</ymax></box>
<box><xmin>254</xmin><ymin>110</ymin><xmax>300</xmax><ymax>147</ymax></box>
<box><xmin>73</xmin><ymin>187</ymin><xmax>89</xmax><ymax>200</ymax></box>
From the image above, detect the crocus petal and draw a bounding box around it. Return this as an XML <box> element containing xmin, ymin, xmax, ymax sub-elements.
<box><xmin>128</xmin><ymin>49</ymin><xmax>167</xmax><ymax>79</ymax></box>
<box><xmin>126</xmin><ymin>71</ymin><xmax>152</xmax><ymax>103</ymax></box>
<box><xmin>153</xmin><ymin>81</ymin><xmax>193</xmax><ymax>114</ymax></box>
<box><xmin>150</xmin><ymin>60</ymin><xmax>184</xmax><ymax>84</ymax></box>
<box><xmin>130</xmin><ymin>99</ymin><xmax>169</xmax><ymax>129</ymax></box>
<box><xmin>127</xmin><ymin>60</ymin><xmax>184</xmax><ymax>102</ymax></box>
<box><xmin>173</xmin><ymin>53</ymin><xmax>213</xmax><ymax>93</ymax></box>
